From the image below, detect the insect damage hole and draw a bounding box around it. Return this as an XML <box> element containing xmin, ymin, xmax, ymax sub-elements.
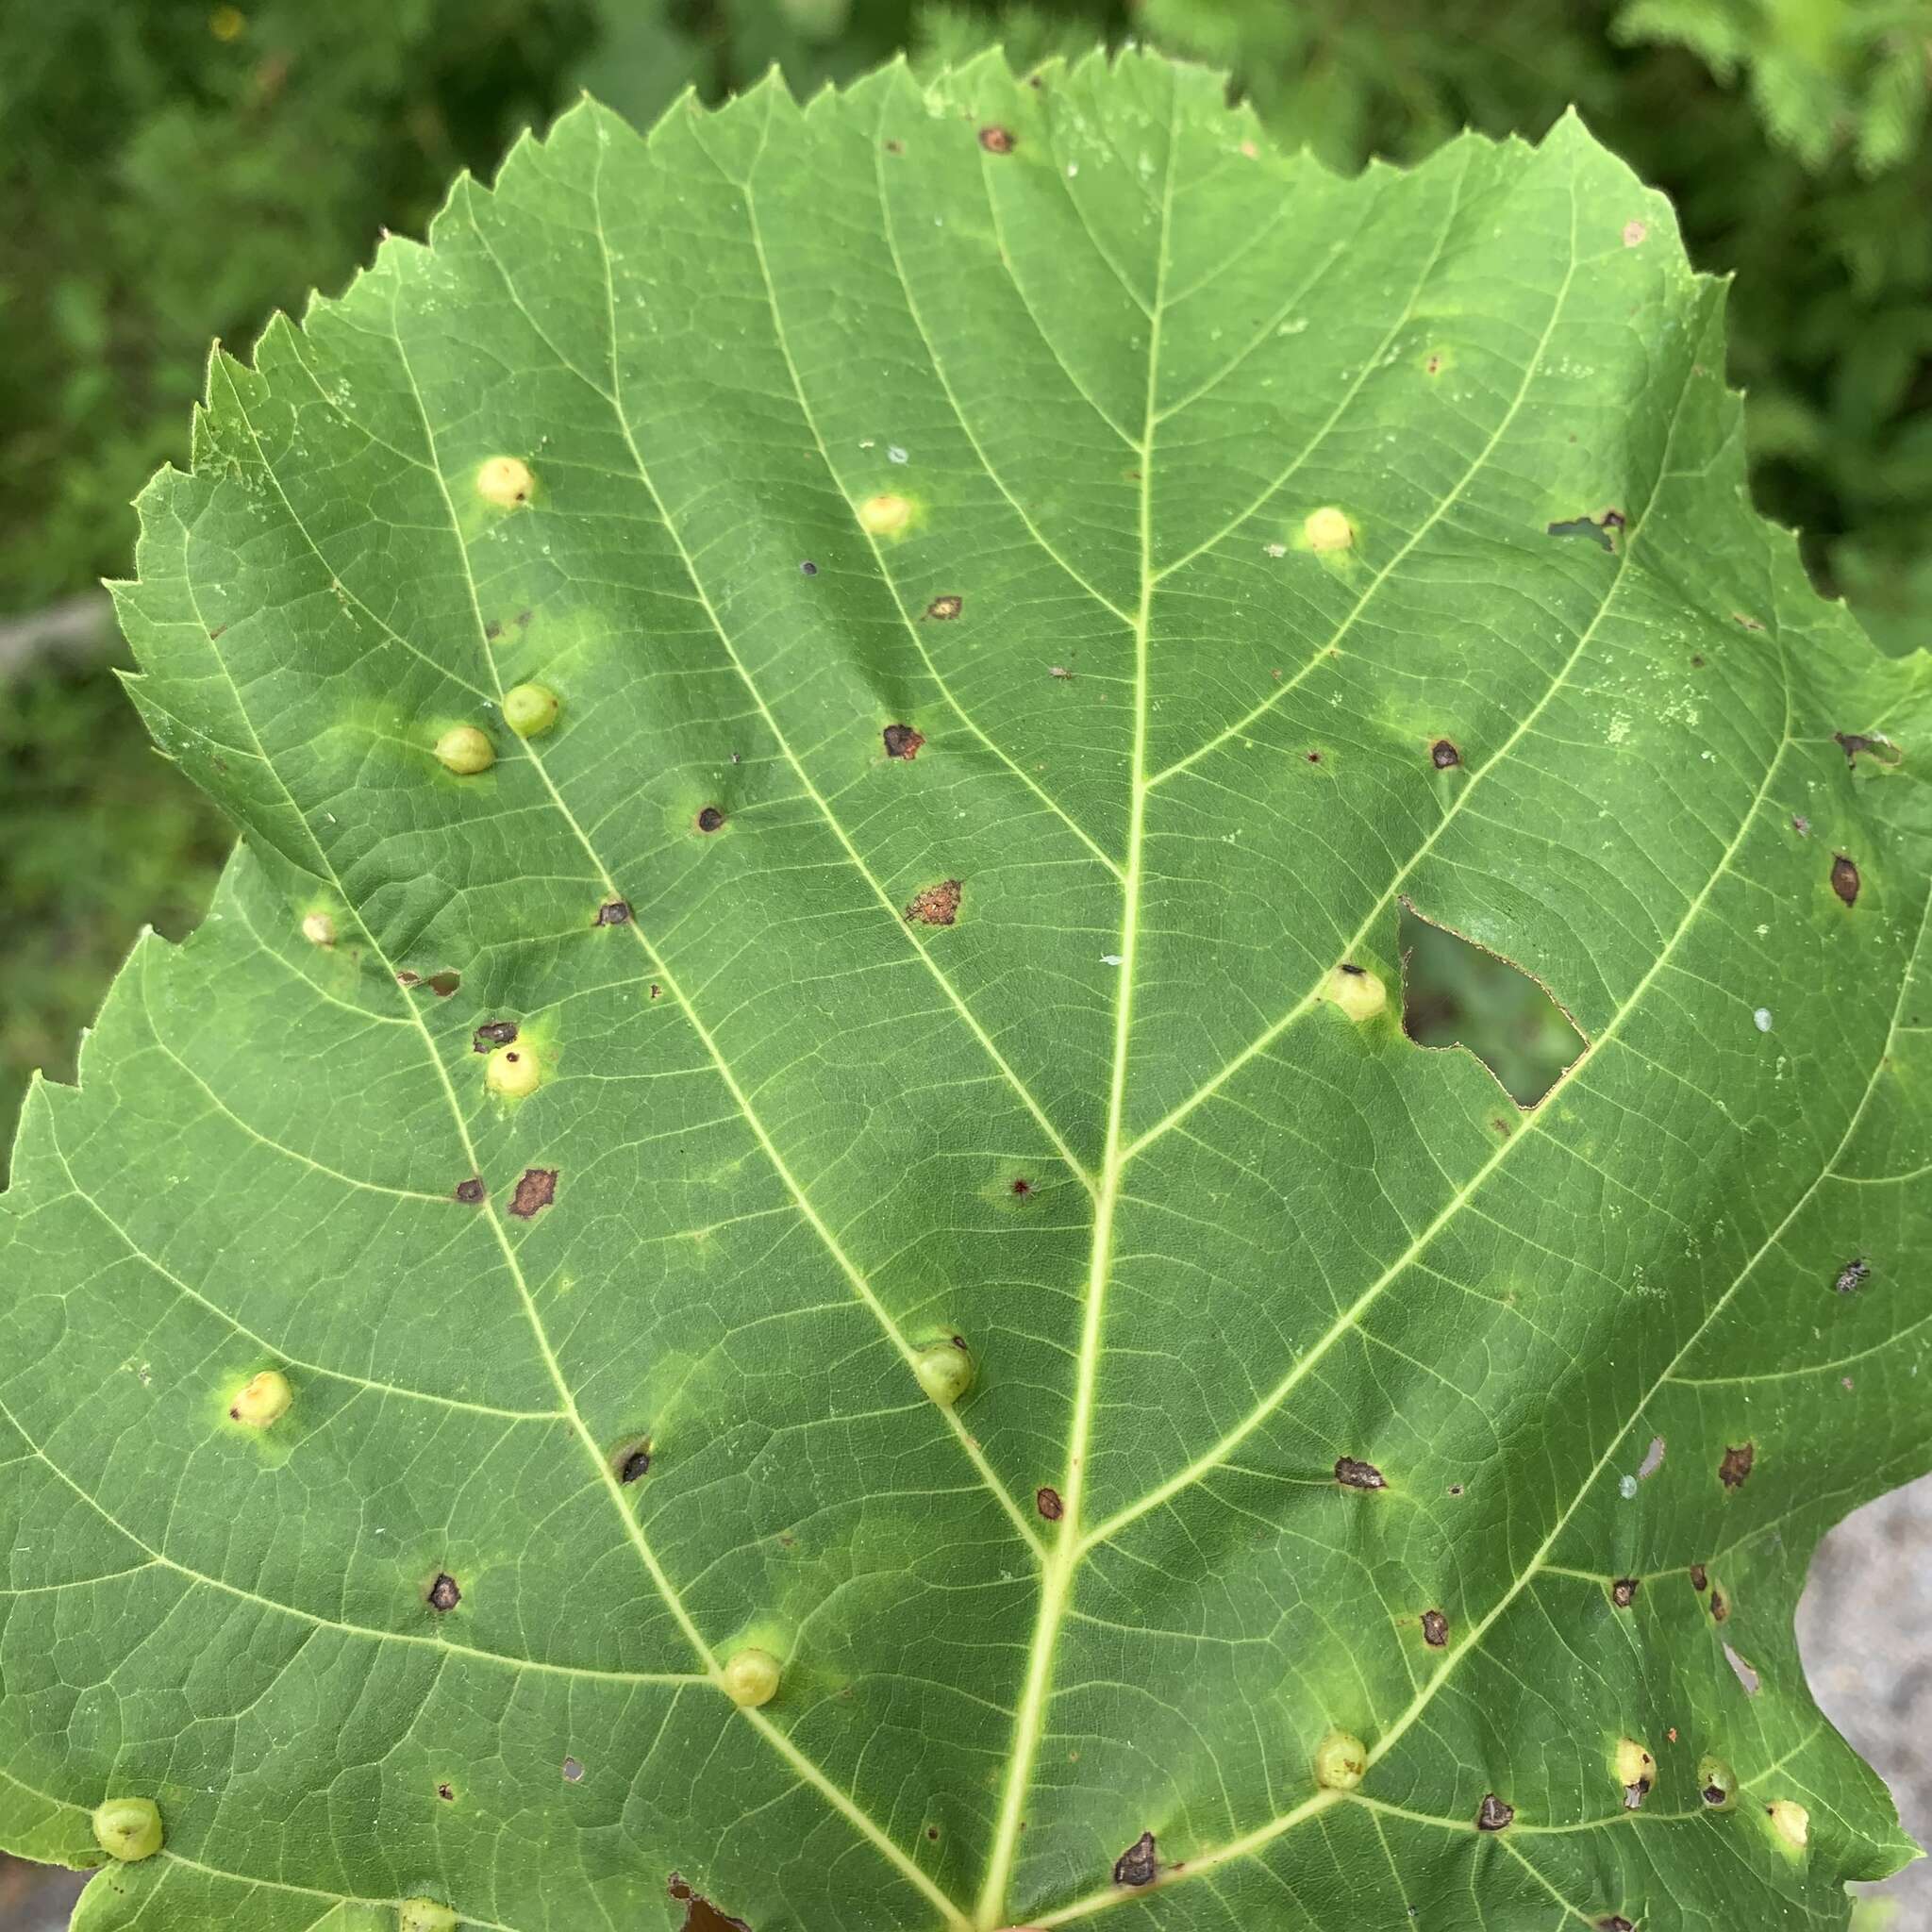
<box><xmin>978</xmin><ymin>125</ymin><xmax>1017</xmax><ymax>154</ymax></box>
<box><xmin>1724</xmin><ymin>1642</ymin><xmax>1758</xmax><ymax>1693</ymax></box>
<box><xmin>695</xmin><ymin>807</ymin><xmax>726</xmax><ymax>834</ymax></box>
<box><xmin>1036</xmin><ymin>1486</ymin><xmax>1064</xmax><ymax>1520</ymax></box>
<box><xmin>1476</xmin><ymin>1793</ymin><xmax>1515</xmax><ymax>1831</ymax></box>
<box><xmin>473</xmin><ymin>1019</ymin><xmax>518</xmax><ymax>1053</ymax></box>
<box><xmin>882</xmin><ymin>723</ymin><xmax>924</xmax><ymax>759</ymax></box>
<box><xmin>1718</xmin><ymin>1441</ymin><xmax>1755</xmax><ymax>1489</ymax></box>
<box><xmin>1421</xmin><ymin>1608</ymin><xmax>1448</xmax><ymax>1647</ymax></box>
<box><xmin>1830</xmin><ymin>855</ymin><xmax>1860</xmax><ymax>907</ymax></box>
<box><xmin>1335</xmin><ymin>1456</ymin><xmax>1385</xmax><ymax>1490</ymax></box>
<box><xmin>1610</xmin><ymin>1576</ymin><xmax>1641</xmax><ymax>1609</ymax></box>
<box><xmin>1399</xmin><ymin>907</ymin><xmax>1583</xmax><ymax>1106</ymax></box>
<box><xmin>668</xmin><ymin>1875</ymin><xmax>754</xmax><ymax>1932</ymax></box>
<box><xmin>426</xmin><ymin>1573</ymin><xmax>461</xmax><ymax>1612</ymax></box>
<box><xmin>595</xmin><ymin>899</ymin><xmax>632</xmax><ymax>925</ymax></box>
<box><xmin>924</xmin><ymin>593</ymin><xmax>963</xmax><ymax>621</ymax></box>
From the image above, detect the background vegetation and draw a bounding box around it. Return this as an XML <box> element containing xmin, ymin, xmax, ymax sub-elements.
<box><xmin>3</xmin><ymin>0</ymin><xmax>1928</xmax><ymax>1163</ymax></box>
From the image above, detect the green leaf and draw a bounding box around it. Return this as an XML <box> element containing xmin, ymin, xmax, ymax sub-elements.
<box><xmin>5</xmin><ymin>48</ymin><xmax>1930</xmax><ymax>1932</ymax></box>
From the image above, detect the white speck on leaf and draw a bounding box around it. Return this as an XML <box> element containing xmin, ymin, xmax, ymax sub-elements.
<box><xmin>1619</xmin><ymin>1474</ymin><xmax>1638</xmax><ymax>1499</ymax></box>
<box><xmin>1102</xmin><ymin>954</ymin><xmax>1124</xmax><ymax>966</ymax></box>
<box><xmin>887</xmin><ymin>444</ymin><xmax>908</xmax><ymax>464</ymax></box>
<box><xmin>1754</xmin><ymin>1008</ymin><xmax>1774</xmax><ymax>1033</ymax></box>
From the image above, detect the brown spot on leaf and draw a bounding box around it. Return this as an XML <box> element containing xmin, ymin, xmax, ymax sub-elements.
<box><xmin>1036</xmin><ymin>1486</ymin><xmax>1064</xmax><ymax>1521</ymax></box>
<box><xmin>882</xmin><ymin>723</ymin><xmax>924</xmax><ymax>760</ymax></box>
<box><xmin>924</xmin><ymin>594</ymin><xmax>963</xmax><ymax>621</ymax></box>
<box><xmin>425</xmin><ymin>971</ymin><xmax>460</xmax><ymax>997</ymax></box>
<box><xmin>1733</xmin><ymin>612</ymin><xmax>1763</xmax><ymax>630</ymax></box>
<box><xmin>1831</xmin><ymin>855</ymin><xmax>1860</xmax><ymax>907</ymax></box>
<box><xmin>1335</xmin><ymin>1456</ymin><xmax>1385</xmax><ymax>1490</ymax></box>
<box><xmin>1425</xmin><ymin>352</ymin><xmax>1442</xmax><ymax>375</ymax></box>
<box><xmin>1599</xmin><ymin>1919</ymin><xmax>1634</xmax><ymax>1931</ymax></box>
<box><xmin>473</xmin><ymin>1020</ymin><xmax>518</xmax><ymax>1053</ymax></box>
<box><xmin>1709</xmin><ymin>1585</ymin><xmax>1729</xmax><ymax>1622</ymax></box>
<box><xmin>1430</xmin><ymin>739</ymin><xmax>1461</xmax><ymax>769</ymax></box>
<box><xmin>438</xmin><ymin>1783</ymin><xmax>455</xmax><ymax>1801</ymax></box>
<box><xmin>455</xmin><ymin>1177</ymin><xmax>485</xmax><ymax>1205</ymax></box>
<box><xmin>395</xmin><ymin>970</ymin><xmax>422</xmax><ymax>988</ymax></box>
<box><xmin>1010</xmin><ymin>1177</ymin><xmax>1032</xmax><ymax>1196</ymax></box>
<box><xmin>979</xmin><ymin>125</ymin><xmax>1016</xmax><ymax>154</ymax></box>
<box><xmin>1476</xmin><ymin>1793</ymin><xmax>1514</xmax><ymax>1831</ymax></box>
<box><xmin>1112</xmin><ymin>1831</ymin><xmax>1157</xmax><ymax>1887</ymax></box>
<box><xmin>595</xmin><ymin>899</ymin><xmax>632</xmax><ymax>924</ymax></box>
<box><xmin>620</xmin><ymin>1445</ymin><xmax>652</xmax><ymax>1484</ymax></box>
<box><xmin>509</xmin><ymin>1168</ymin><xmax>558</xmax><ymax>1219</ymax></box>
<box><xmin>1610</xmin><ymin>1576</ymin><xmax>1640</xmax><ymax>1609</ymax></box>
<box><xmin>695</xmin><ymin>807</ymin><xmax>725</xmax><ymax>834</ymax></box>
<box><xmin>1835</xmin><ymin>1257</ymin><xmax>1870</xmax><ymax>1295</ymax></box>
<box><xmin>884</xmin><ymin>138</ymin><xmax>903</xmax><ymax>155</ymax></box>
<box><xmin>1422</xmin><ymin>1608</ymin><xmax>1448</xmax><ymax>1647</ymax></box>
<box><xmin>905</xmin><ymin>879</ymin><xmax>962</xmax><ymax>926</ymax></box>
<box><xmin>428</xmin><ymin>1573</ymin><xmax>461</xmax><ymax>1612</ymax></box>
<box><xmin>1719</xmin><ymin>1442</ymin><xmax>1755</xmax><ymax>1490</ymax></box>
<box><xmin>484</xmin><ymin>619</ymin><xmax>502</xmax><ymax>641</ymax></box>
<box><xmin>1690</xmin><ymin>1562</ymin><xmax>1708</xmax><ymax>1591</ymax></box>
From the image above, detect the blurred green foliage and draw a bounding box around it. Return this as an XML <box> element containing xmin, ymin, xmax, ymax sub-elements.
<box><xmin>1</xmin><ymin>0</ymin><xmax>1927</xmax><ymax>1165</ymax></box>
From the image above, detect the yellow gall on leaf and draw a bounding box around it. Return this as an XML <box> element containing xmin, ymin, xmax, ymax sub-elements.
<box><xmin>1314</xmin><ymin>1730</ymin><xmax>1368</xmax><ymax>1790</ymax></box>
<box><xmin>485</xmin><ymin>1044</ymin><xmax>541</xmax><ymax>1101</ymax></box>
<box><xmin>300</xmin><ymin>911</ymin><xmax>336</xmax><ymax>948</ymax></box>
<box><xmin>1303</xmin><ymin>506</ymin><xmax>1355</xmax><ymax>553</ymax></box>
<box><xmin>913</xmin><ymin>1337</ymin><xmax>975</xmax><ymax>1408</ymax></box>
<box><xmin>92</xmin><ymin>1797</ymin><xmax>163</xmax><ymax>1863</ymax></box>
<box><xmin>228</xmin><ymin>1369</ymin><xmax>292</xmax><ymax>1429</ymax></box>
<box><xmin>434</xmin><ymin>726</ymin><xmax>494</xmax><ymax>776</ymax></box>
<box><xmin>857</xmin><ymin>492</ymin><xmax>913</xmax><ymax>538</ymax></box>
<box><xmin>208</xmin><ymin>5</ymin><xmax>245</xmax><ymax>42</ymax></box>
<box><xmin>1767</xmin><ymin>1798</ymin><xmax>1809</xmax><ymax>1851</ymax></box>
<box><xmin>399</xmin><ymin>1900</ymin><xmax>458</xmax><ymax>1932</ymax></box>
<box><xmin>475</xmin><ymin>456</ymin><xmax>534</xmax><ymax>508</ymax></box>
<box><xmin>1615</xmin><ymin>1737</ymin><xmax>1655</xmax><ymax>1806</ymax></box>
<box><xmin>503</xmin><ymin>683</ymin><xmax>559</xmax><ymax>739</ymax></box>
<box><xmin>721</xmin><ymin>1646</ymin><xmax>782</xmax><ymax>1708</ymax></box>
<box><xmin>1323</xmin><ymin>963</ymin><xmax>1388</xmax><ymax>1023</ymax></box>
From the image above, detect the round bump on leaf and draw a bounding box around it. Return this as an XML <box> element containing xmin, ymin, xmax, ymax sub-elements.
<box><xmin>485</xmin><ymin>1044</ymin><xmax>541</xmax><ymax>1100</ymax></box>
<box><xmin>1614</xmin><ymin>1737</ymin><xmax>1655</xmax><ymax>1806</ymax></box>
<box><xmin>913</xmin><ymin>1336</ymin><xmax>975</xmax><ymax>1408</ymax></box>
<box><xmin>92</xmin><ymin>1797</ymin><xmax>162</xmax><ymax>1863</ymax></box>
<box><xmin>1698</xmin><ymin>1755</ymin><xmax>1738</xmax><ymax>1809</ymax></box>
<box><xmin>1767</xmin><ymin>1798</ymin><xmax>1809</xmax><ymax>1851</ymax></box>
<box><xmin>1323</xmin><ymin>963</ymin><xmax>1388</xmax><ymax>1023</ymax></box>
<box><xmin>399</xmin><ymin>1900</ymin><xmax>459</xmax><ymax>1932</ymax></box>
<box><xmin>434</xmin><ymin>726</ymin><xmax>494</xmax><ymax>776</ymax></box>
<box><xmin>1314</xmin><ymin>1730</ymin><xmax>1367</xmax><ymax>1790</ymax></box>
<box><xmin>857</xmin><ymin>492</ymin><xmax>913</xmax><ymax>537</ymax></box>
<box><xmin>1303</xmin><ymin>506</ymin><xmax>1355</xmax><ymax>553</ymax></box>
<box><xmin>503</xmin><ymin>683</ymin><xmax>559</xmax><ymax>738</ymax></box>
<box><xmin>475</xmin><ymin>456</ymin><xmax>534</xmax><ymax>508</ymax></box>
<box><xmin>300</xmin><ymin>911</ymin><xmax>336</xmax><ymax>948</ymax></box>
<box><xmin>721</xmin><ymin>1646</ymin><xmax>782</xmax><ymax>1708</ymax></box>
<box><xmin>228</xmin><ymin>1369</ymin><xmax>292</xmax><ymax>1428</ymax></box>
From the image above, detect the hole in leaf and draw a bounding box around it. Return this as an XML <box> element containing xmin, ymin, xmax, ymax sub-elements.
<box><xmin>668</xmin><ymin>1876</ymin><xmax>751</xmax><ymax>1932</ymax></box>
<box><xmin>1400</xmin><ymin>908</ymin><xmax>1582</xmax><ymax>1106</ymax></box>
<box><xmin>1723</xmin><ymin>1642</ymin><xmax>1759</xmax><ymax>1694</ymax></box>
